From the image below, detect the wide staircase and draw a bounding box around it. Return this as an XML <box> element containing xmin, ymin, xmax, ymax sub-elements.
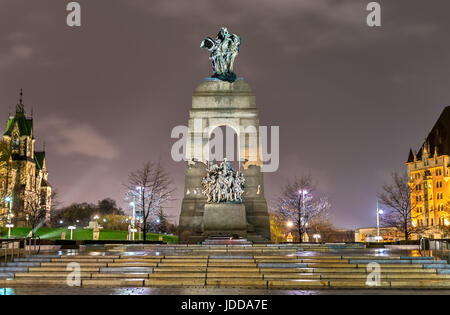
<box><xmin>1</xmin><ymin>243</ymin><xmax>450</xmax><ymax>289</ymax></box>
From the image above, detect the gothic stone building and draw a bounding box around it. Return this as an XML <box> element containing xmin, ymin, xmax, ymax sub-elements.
<box><xmin>406</xmin><ymin>106</ymin><xmax>450</xmax><ymax>239</ymax></box>
<box><xmin>0</xmin><ymin>94</ymin><xmax>51</xmax><ymax>226</ymax></box>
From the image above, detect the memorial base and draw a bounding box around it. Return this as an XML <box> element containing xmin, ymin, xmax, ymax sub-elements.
<box><xmin>203</xmin><ymin>203</ymin><xmax>247</xmax><ymax>237</ymax></box>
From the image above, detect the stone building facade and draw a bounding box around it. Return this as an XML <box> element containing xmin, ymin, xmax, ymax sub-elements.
<box><xmin>406</xmin><ymin>106</ymin><xmax>450</xmax><ymax>239</ymax></box>
<box><xmin>0</xmin><ymin>92</ymin><xmax>51</xmax><ymax>227</ymax></box>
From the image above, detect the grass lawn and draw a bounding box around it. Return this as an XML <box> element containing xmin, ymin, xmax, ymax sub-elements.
<box><xmin>0</xmin><ymin>227</ymin><xmax>178</xmax><ymax>243</ymax></box>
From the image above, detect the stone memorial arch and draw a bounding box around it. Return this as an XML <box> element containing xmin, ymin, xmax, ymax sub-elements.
<box><xmin>178</xmin><ymin>78</ymin><xmax>271</xmax><ymax>243</ymax></box>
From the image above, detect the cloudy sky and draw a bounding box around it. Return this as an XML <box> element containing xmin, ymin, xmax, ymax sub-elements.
<box><xmin>1</xmin><ymin>0</ymin><xmax>450</xmax><ymax>229</ymax></box>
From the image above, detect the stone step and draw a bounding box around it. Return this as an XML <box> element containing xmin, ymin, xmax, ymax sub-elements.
<box><xmin>209</xmin><ymin>255</ymin><xmax>253</xmax><ymax>259</ymax></box>
<box><xmin>423</xmin><ymin>264</ymin><xmax>450</xmax><ymax>269</ymax></box>
<box><xmin>114</xmin><ymin>259</ymin><xmax>162</xmax><ymax>263</ymax></box>
<box><xmin>437</xmin><ymin>269</ymin><xmax>450</xmax><ymax>274</ymax></box>
<box><xmin>206</xmin><ymin>279</ymin><xmax>267</xmax><ymax>287</ymax></box>
<box><xmin>108</xmin><ymin>263</ymin><xmax>158</xmax><ymax>267</ymax></box>
<box><xmin>40</xmin><ymin>262</ymin><xmax>108</xmax><ymax>267</ymax></box>
<box><xmin>153</xmin><ymin>267</ymin><xmax>207</xmax><ymax>272</ymax></box>
<box><xmin>0</xmin><ymin>267</ymin><xmax>29</xmax><ymax>272</ymax></box>
<box><xmin>348</xmin><ymin>259</ymin><xmax>445</xmax><ymax>264</ymax></box>
<box><xmin>0</xmin><ymin>262</ymin><xmax>42</xmax><ymax>267</ymax></box>
<box><xmin>91</xmin><ymin>273</ymin><xmax>151</xmax><ymax>279</ymax></box>
<box><xmin>13</xmin><ymin>258</ymin><xmax>51</xmax><ymax>262</ymax></box>
<box><xmin>29</xmin><ymin>267</ymin><xmax>100</xmax><ymax>272</ymax></box>
<box><xmin>15</xmin><ymin>272</ymin><xmax>92</xmax><ymax>278</ymax></box>
<box><xmin>59</xmin><ymin>255</ymin><xmax>120</xmax><ymax>259</ymax></box>
<box><xmin>99</xmin><ymin>267</ymin><xmax>154</xmax><ymax>273</ymax></box>
<box><xmin>158</xmin><ymin>263</ymin><xmax>207</xmax><ymax>267</ymax></box>
<box><xmin>144</xmin><ymin>279</ymin><xmax>205</xmax><ymax>287</ymax></box>
<box><xmin>0</xmin><ymin>272</ymin><xmax>14</xmax><ymax>279</ymax></box>
<box><xmin>390</xmin><ymin>280</ymin><xmax>450</xmax><ymax>288</ymax></box>
<box><xmin>206</xmin><ymin>272</ymin><xmax>262</xmax><ymax>279</ymax></box>
<box><xmin>148</xmin><ymin>272</ymin><xmax>206</xmax><ymax>278</ymax></box>
<box><xmin>82</xmin><ymin>279</ymin><xmax>145</xmax><ymax>287</ymax></box>
<box><xmin>28</xmin><ymin>255</ymin><xmax>62</xmax><ymax>259</ymax></box>
<box><xmin>51</xmin><ymin>258</ymin><xmax>115</xmax><ymax>263</ymax></box>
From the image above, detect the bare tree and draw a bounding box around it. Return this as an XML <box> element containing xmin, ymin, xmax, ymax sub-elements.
<box><xmin>378</xmin><ymin>171</ymin><xmax>425</xmax><ymax>241</ymax></box>
<box><xmin>438</xmin><ymin>202</ymin><xmax>450</xmax><ymax>238</ymax></box>
<box><xmin>0</xmin><ymin>140</ymin><xmax>12</xmax><ymax>224</ymax></box>
<box><xmin>275</xmin><ymin>175</ymin><xmax>330</xmax><ymax>243</ymax></box>
<box><xmin>126</xmin><ymin>162</ymin><xmax>175</xmax><ymax>242</ymax></box>
<box><xmin>20</xmin><ymin>190</ymin><xmax>49</xmax><ymax>236</ymax></box>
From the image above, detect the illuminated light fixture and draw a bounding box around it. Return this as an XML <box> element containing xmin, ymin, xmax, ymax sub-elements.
<box><xmin>4</xmin><ymin>196</ymin><xmax>11</xmax><ymax>202</ymax></box>
<box><xmin>374</xmin><ymin>236</ymin><xmax>383</xmax><ymax>241</ymax></box>
<box><xmin>286</xmin><ymin>221</ymin><xmax>294</xmax><ymax>227</ymax></box>
<box><xmin>93</xmin><ymin>215</ymin><xmax>99</xmax><ymax>220</ymax></box>
<box><xmin>445</xmin><ymin>219</ymin><xmax>450</xmax><ymax>226</ymax></box>
<box><xmin>5</xmin><ymin>224</ymin><xmax>14</xmax><ymax>228</ymax></box>
<box><xmin>378</xmin><ymin>209</ymin><xmax>384</xmax><ymax>215</ymax></box>
<box><xmin>412</xmin><ymin>221</ymin><xmax>417</xmax><ymax>227</ymax></box>
<box><xmin>129</xmin><ymin>202</ymin><xmax>135</xmax><ymax>206</ymax></box>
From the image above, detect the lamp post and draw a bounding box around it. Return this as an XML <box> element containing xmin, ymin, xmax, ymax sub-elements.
<box><xmin>68</xmin><ymin>226</ymin><xmax>76</xmax><ymax>240</ymax></box>
<box><xmin>4</xmin><ymin>195</ymin><xmax>13</xmax><ymax>225</ymax></box>
<box><xmin>376</xmin><ymin>200</ymin><xmax>384</xmax><ymax>242</ymax></box>
<box><xmin>5</xmin><ymin>223</ymin><xmax>14</xmax><ymax>238</ymax></box>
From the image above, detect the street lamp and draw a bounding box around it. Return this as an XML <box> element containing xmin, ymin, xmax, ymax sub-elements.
<box><xmin>68</xmin><ymin>226</ymin><xmax>76</xmax><ymax>240</ymax></box>
<box><xmin>129</xmin><ymin>201</ymin><xmax>136</xmax><ymax>229</ymax></box>
<box><xmin>376</xmin><ymin>200</ymin><xmax>384</xmax><ymax>242</ymax></box>
<box><xmin>313</xmin><ymin>234</ymin><xmax>321</xmax><ymax>243</ymax></box>
<box><xmin>5</xmin><ymin>223</ymin><xmax>14</xmax><ymax>238</ymax></box>
<box><xmin>4</xmin><ymin>195</ymin><xmax>13</xmax><ymax>227</ymax></box>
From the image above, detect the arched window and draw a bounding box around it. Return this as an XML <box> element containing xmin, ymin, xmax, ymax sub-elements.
<box><xmin>12</xmin><ymin>136</ymin><xmax>19</xmax><ymax>151</ymax></box>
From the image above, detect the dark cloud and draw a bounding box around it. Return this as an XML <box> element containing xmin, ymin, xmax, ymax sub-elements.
<box><xmin>1</xmin><ymin>0</ymin><xmax>450</xmax><ymax>229</ymax></box>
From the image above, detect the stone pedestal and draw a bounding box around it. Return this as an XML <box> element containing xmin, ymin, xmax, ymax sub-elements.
<box><xmin>203</xmin><ymin>203</ymin><xmax>247</xmax><ymax>237</ymax></box>
<box><xmin>178</xmin><ymin>78</ymin><xmax>271</xmax><ymax>244</ymax></box>
<box><xmin>93</xmin><ymin>228</ymin><xmax>100</xmax><ymax>241</ymax></box>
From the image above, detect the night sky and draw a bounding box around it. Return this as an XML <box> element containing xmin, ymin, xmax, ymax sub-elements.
<box><xmin>1</xmin><ymin>0</ymin><xmax>450</xmax><ymax>229</ymax></box>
